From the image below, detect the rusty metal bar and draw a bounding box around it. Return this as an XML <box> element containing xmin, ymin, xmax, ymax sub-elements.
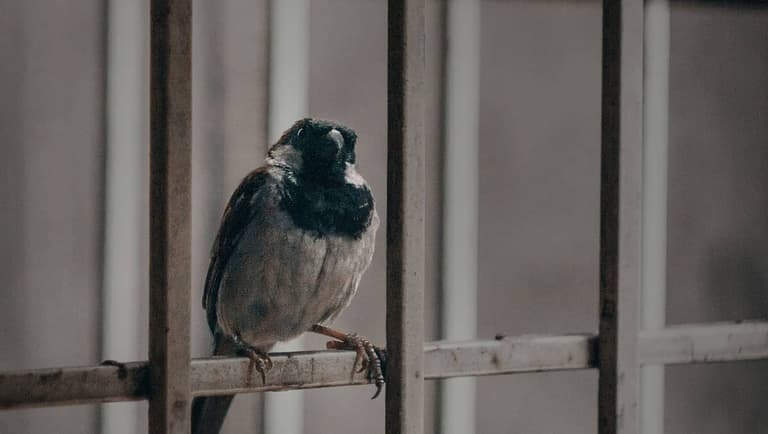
<box><xmin>387</xmin><ymin>0</ymin><xmax>426</xmax><ymax>433</ymax></box>
<box><xmin>5</xmin><ymin>322</ymin><xmax>768</xmax><ymax>409</ymax></box>
<box><xmin>149</xmin><ymin>0</ymin><xmax>192</xmax><ymax>433</ymax></box>
<box><xmin>598</xmin><ymin>1</ymin><xmax>644</xmax><ymax>433</ymax></box>
<box><xmin>0</xmin><ymin>362</ymin><xmax>150</xmax><ymax>410</ymax></box>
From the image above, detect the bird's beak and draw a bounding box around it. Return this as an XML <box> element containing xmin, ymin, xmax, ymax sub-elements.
<box><xmin>327</xmin><ymin>129</ymin><xmax>344</xmax><ymax>153</ymax></box>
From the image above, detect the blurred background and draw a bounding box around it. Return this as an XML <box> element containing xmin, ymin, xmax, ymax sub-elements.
<box><xmin>1</xmin><ymin>0</ymin><xmax>768</xmax><ymax>433</ymax></box>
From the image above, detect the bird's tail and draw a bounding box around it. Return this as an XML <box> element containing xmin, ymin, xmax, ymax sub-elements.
<box><xmin>191</xmin><ymin>394</ymin><xmax>234</xmax><ymax>434</ymax></box>
<box><xmin>191</xmin><ymin>337</ymin><xmax>236</xmax><ymax>434</ymax></box>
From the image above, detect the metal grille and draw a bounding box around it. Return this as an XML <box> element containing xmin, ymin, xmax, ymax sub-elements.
<box><xmin>2</xmin><ymin>1</ymin><xmax>768</xmax><ymax>433</ymax></box>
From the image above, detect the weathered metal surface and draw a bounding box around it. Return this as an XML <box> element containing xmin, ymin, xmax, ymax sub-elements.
<box><xmin>598</xmin><ymin>0</ymin><xmax>644</xmax><ymax>433</ymax></box>
<box><xmin>425</xmin><ymin>335</ymin><xmax>597</xmax><ymax>379</ymax></box>
<box><xmin>2</xmin><ymin>337</ymin><xmax>594</xmax><ymax>410</ymax></box>
<box><xmin>0</xmin><ymin>362</ymin><xmax>150</xmax><ymax>409</ymax></box>
<box><xmin>639</xmin><ymin>321</ymin><xmax>768</xmax><ymax>365</ymax></box>
<box><xmin>149</xmin><ymin>0</ymin><xmax>192</xmax><ymax>432</ymax></box>
<box><xmin>191</xmin><ymin>351</ymin><xmax>370</xmax><ymax>396</ymax></box>
<box><xmin>5</xmin><ymin>322</ymin><xmax>768</xmax><ymax>409</ymax></box>
<box><xmin>0</xmin><ymin>351</ymin><xmax>369</xmax><ymax>409</ymax></box>
<box><xmin>387</xmin><ymin>0</ymin><xmax>426</xmax><ymax>433</ymax></box>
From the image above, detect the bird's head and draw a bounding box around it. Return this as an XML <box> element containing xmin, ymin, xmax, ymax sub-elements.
<box><xmin>267</xmin><ymin>118</ymin><xmax>358</xmax><ymax>184</ymax></box>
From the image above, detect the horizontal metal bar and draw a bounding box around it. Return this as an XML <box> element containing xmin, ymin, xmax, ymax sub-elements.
<box><xmin>0</xmin><ymin>362</ymin><xmax>150</xmax><ymax>409</ymax></box>
<box><xmin>638</xmin><ymin>321</ymin><xmax>768</xmax><ymax>365</ymax></box>
<box><xmin>191</xmin><ymin>350</ymin><xmax>371</xmax><ymax>397</ymax></box>
<box><xmin>3</xmin><ymin>321</ymin><xmax>768</xmax><ymax>409</ymax></box>
<box><xmin>0</xmin><ymin>351</ymin><xmax>371</xmax><ymax>410</ymax></box>
<box><xmin>0</xmin><ymin>338</ymin><xmax>595</xmax><ymax>410</ymax></box>
<box><xmin>425</xmin><ymin>334</ymin><xmax>597</xmax><ymax>379</ymax></box>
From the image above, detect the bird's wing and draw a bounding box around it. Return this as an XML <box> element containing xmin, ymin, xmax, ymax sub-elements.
<box><xmin>203</xmin><ymin>167</ymin><xmax>272</xmax><ymax>334</ymax></box>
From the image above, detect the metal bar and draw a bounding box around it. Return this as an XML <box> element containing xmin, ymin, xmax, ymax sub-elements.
<box><xmin>640</xmin><ymin>1</ymin><xmax>669</xmax><ymax>433</ymax></box>
<box><xmin>388</xmin><ymin>0</ymin><xmax>426</xmax><ymax>433</ymax></box>
<box><xmin>426</xmin><ymin>335</ymin><xmax>597</xmax><ymax>379</ymax></box>
<box><xmin>0</xmin><ymin>362</ymin><xmax>150</xmax><ymax>410</ymax></box>
<box><xmin>191</xmin><ymin>351</ymin><xmax>371</xmax><ymax>396</ymax></box>
<box><xmin>149</xmin><ymin>0</ymin><xmax>192</xmax><ymax>433</ymax></box>
<box><xmin>5</xmin><ymin>322</ymin><xmax>768</xmax><ymax>409</ymax></box>
<box><xmin>439</xmin><ymin>0</ymin><xmax>480</xmax><ymax>432</ymax></box>
<box><xmin>599</xmin><ymin>1</ymin><xmax>644</xmax><ymax>433</ymax></box>
<box><xmin>639</xmin><ymin>321</ymin><xmax>768</xmax><ymax>365</ymax></box>
<box><xmin>1</xmin><ymin>338</ymin><xmax>592</xmax><ymax>410</ymax></box>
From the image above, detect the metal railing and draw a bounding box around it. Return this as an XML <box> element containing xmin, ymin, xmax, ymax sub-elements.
<box><xmin>2</xmin><ymin>1</ymin><xmax>768</xmax><ymax>433</ymax></box>
<box><xmin>4</xmin><ymin>322</ymin><xmax>768</xmax><ymax>407</ymax></box>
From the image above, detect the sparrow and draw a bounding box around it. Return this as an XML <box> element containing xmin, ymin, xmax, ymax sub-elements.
<box><xmin>191</xmin><ymin>118</ymin><xmax>383</xmax><ymax>434</ymax></box>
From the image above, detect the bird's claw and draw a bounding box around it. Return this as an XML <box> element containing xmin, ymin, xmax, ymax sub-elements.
<box><xmin>232</xmin><ymin>334</ymin><xmax>273</xmax><ymax>385</ymax></box>
<box><xmin>244</xmin><ymin>349</ymin><xmax>272</xmax><ymax>384</ymax></box>
<box><xmin>326</xmin><ymin>333</ymin><xmax>385</xmax><ymax>399</ymax></box>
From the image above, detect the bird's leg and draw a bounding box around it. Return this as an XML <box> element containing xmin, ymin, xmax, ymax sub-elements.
<box><xmin>310</xmin><ymin>324</ymin><xmax>386</xmax><ymax>399</ymax></box>
<box><xmin>232</xmin><ymin>334</ymin><xmax>273</xmax><ymax>384</ymax></box>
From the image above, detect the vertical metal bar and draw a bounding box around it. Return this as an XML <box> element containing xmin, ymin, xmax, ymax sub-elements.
<box><xmin>598</xmin><ymin>1</ymin><xmax>643</xmax><ymax>434</ymax></box>
<box><xmin>387</xmin><ymin>0</ymin><xmax>425</xmax><ymax>433</ymax></box>
<box><xmin>149</xmin><ymin>1</ymin><xmax>192</xmax><ymax>433</ymax></box>
<box><xmin>439</xmin><ymin>0</ymin><xmax>480</xmax><ymax>433</ymax></box>
<box><xmin>264</xmin><ymin>0</ymin><xmax>310</xmax><ymax>433</ymax></box>
<box><xmin>103</xmin><ymin>0</ymin><xmax>149</xmax><ymax>433</ymax></box>
<box><xmin>640</xmin><ymin>1</ymin><xmax>669</xmax><ymax>433</ymax></box>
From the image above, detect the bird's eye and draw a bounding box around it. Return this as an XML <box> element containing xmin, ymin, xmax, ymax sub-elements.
<box><xmin>295</xmin><ymin>128</ymin><xmax>304</xmax><ymax>139</ymax></box>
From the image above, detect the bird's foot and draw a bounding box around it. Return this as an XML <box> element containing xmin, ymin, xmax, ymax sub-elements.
<box><xmin>243</xmin><ymin>347</ymin><xmax>273</xmax><ymax>385</ymax></box>
<box><xmin>328</xmin><ymin>334</ymin><xmax>386</xmax><ymax>399</ymax></box>
<box><xmin>310</xmin><ymin>324</ymin><xmax>386</xmax><ymax>399</ymax></box>
<box><xmin>233</xmin><ymin>336</ymin><xmax>273</xmax><ymax>384</ymax></box>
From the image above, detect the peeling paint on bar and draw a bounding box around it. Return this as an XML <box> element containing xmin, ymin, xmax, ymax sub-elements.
<box><xmin>3</xmin><ymin>322</ymin><xmax>768</xmax><ymax>410</ymax></box>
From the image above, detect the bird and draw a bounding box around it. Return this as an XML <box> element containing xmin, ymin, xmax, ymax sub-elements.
<box><xmin>191</xmin><ymin>118</ymin><xmax>383</xmax><ymax>434</ymax></box>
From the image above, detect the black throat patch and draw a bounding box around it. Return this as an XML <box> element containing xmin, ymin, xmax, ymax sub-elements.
<box><xmin>280</xmin><ymin>176</ymin><xmax>374</xmax><ymax>239</ymax></box>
